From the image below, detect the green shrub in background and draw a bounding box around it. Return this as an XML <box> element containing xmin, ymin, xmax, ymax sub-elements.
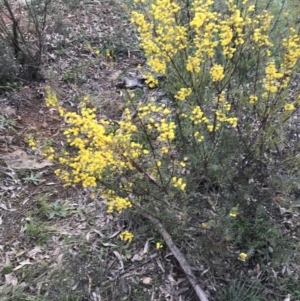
<box><xmin>44</xmin><ymin>0</ymin><xmax>300</xmax><ymax>299</ymax></box>
<box><xmin>0</xmin><ymin>0</ymin><xmax>51</xmax><ymax>84</ymax></box>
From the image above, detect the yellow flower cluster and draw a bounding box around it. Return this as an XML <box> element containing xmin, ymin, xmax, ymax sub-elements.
<box><xmin>144</xmin><ymin>73</ymin><xmax>159</xmax><ymax>88</ymax></box>
<box><xmin>156</xmin><ymin>242</ymin><xmax>163</xmax><ymax>249</ymax></box>
<box><xmin>27</xmin><ymin>136</ymin><xmax>37</xmax><ymax>151</ymax></box>
<box><xmin>27</xmin><ymin>135</ymin><xmax>55</xmax><ymax>160</ymax></box>
<box><xmin>238</xmin><ymin>252</ymin><xmax>248</xmax><ymax>262</ymax></box>
<box><xmin>249</xmin><ymin>95</ymin><xmax>258</xmax><ymax>104</ymax></box>
<box><xmin>137</xmin><ymin>101</ymin><xmax>177</xmax><ymax>144</ymax></box>
<box><xmin>45</xmin><ymin>86</ymin><xmax>58</xmax><ymax>107</ymax></box>
<box><xmin>172</xmin><ymin>176</ymin><xmax>186</xmax><ymax>191</ymax></box>
<box><xmin>174</xmin><ymin>88</ymin><xmax>192</xmax><ymax>101</ymax></box>
<box><xmin>119</xmin><ymin>230</ymin><xmax>134</xmax><ymax>242</ymax></box>
<box><xmin>190</xmin><ymin>106</ymin><xmax>208</xmax><ymax>125</ymax></box>
<box><xmin>218</xmin><ymin>92</ymin><xmax>231</xmax><ymax>111</ymax></box>
<box><xmin>194</xmin><ymin>131</ymin><xmax>204</xmax><ymax>143</ymax></box>
<box><xmin>251</xmin><ymin>10</ymin><xmax>273</xmax><ymax>47</ymax></box>
<box><xmin>186</xmin><ymin>56</ymin><xmax>201</xmax><ymax>73</ymax></box>
<box><xmin>131</xmin><ymin>0</ymin><xmax>283</xmax><ymax>92</ymax></box>
<box><xmin>219</xmin><ymin>2</ymin><xmax>247</xmax><ymax>57</ymax></box>
<box><xmin>131</xmin><ymin>0</ymin><xmax>187</xmax><ymax>79</ymax></box>
<box><xmin>212</xmin><ymin>92</ymin><xmax>237</xmax><ymax>128</ymax></box>
<box><xmin>263</xmin><ymin>61</ymin><xmax>284</xmax><ymax>94</ymax></box>
<box><xmin>260</xmin><ymin>27</ymin><xmax>300</xmax><ymax>106</ymax></box>
<box><xmin>105</xmin><ymin>190</ymin><xmax>132</xmax><ymax>213</ymax></box>
<box><xmin>219</xmin><ymin>24</ymin><xmax>234</xmax><ymax>58</ymax></box>
<box><xmin>229</xmin><ymin>204</ymin><xmax>239</xmax><ymax>218</ymax></box>
<box><xmin>55</xmin><ymin>100</ymin><xmax>164</xmax><ymax>188</ymax></box>
<box><xmin>207</xmin><ymin>124</ymin><xmax>216</xmax><ymax>132</ymax></box>
<box><xmin>284</xmin><ymin>103</ymin><xmax>295</xmax><ymax>111</ymax></box>
<box><xmin>189</xmin><ymin>0</ymin><xmax>219</xmax><ymax>61</ymax></box>
<box><xmin>215</xmin><ymin>110</ymin><xmax>237</xmax><ymax>128</ymax></box>
<box><xmin>178</xmin><ymin>89</ymin><xmax>237</xmax><ymax>137</ymax></box>
<box><xmin>210</xmin><ymin>64</ymin><xmax>225</xmax><ymax>82</ymax></box>
<box><xmin>282</xmin><ymin>28</ymin><xmax>300</xmax><ymax>72</ymax></box>
<box><xmin>201</xmin><ymin>219</ymin><xmax>214</xmax><ymax>229</ymax></box>
<box><xmin>43</xmin><ymin>146</ymin><xmax>55</xmax><ymax>161</ymax></box>
<box><xmin>157</xmin><ymin>119</ymin><xmax>176</xmax><ymax>141</ymax></box>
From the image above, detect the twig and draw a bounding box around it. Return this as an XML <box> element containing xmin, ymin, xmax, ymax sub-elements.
<box><xmin>137</xmin><ymin>206</ymin><xmax>209</xmax><ymax>301</ymax></box>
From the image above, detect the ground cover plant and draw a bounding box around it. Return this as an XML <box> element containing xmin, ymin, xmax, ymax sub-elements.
<box><xmin>0</xmin><ymin>0</ymin><xmax>300</xmax><ymax>300</ymax></box>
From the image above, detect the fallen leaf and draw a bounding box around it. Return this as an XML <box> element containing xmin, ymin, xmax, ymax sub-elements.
<box><xmin>143</xmin><ymin>239</ymin><xmax>150</xmax><ymax>254</ymax></box>
<box><xmin>27</xmin><ymin>246</ymin><xmax>43</xmax><ymax>259</ymax></box>
<box><xmin>108</xmin><ymin>70</ymin><xmax>122</xmax><ymax>81</ymax></box>
<box><xmin>13</xmin><ymin>259</ymin><xmax>33</xmax><ymax>271</ymax></box>
<box><xmin>113</xmin><ymin>251</ymin><xmax>124</xmax><ymax>269</ymax></box>
<box><xmin>142</xmin><ymin>277</ymin><xmax>152</xmax><ymax>285</ymax></box>
<box><xmin>0</xmin><ymin>203</ymin><xmax>16</xmax><ymax>211</ymax></box>
<box><xmin>284</xmin><ymin>294</ymin><xmax>291</xmax><ymax>301</ymax></box>
<box><xmin>156</xmin><ymin>258</ymin><xmax>165</xmax><ymax>273</ymax></box>
<box><xmin>108</xmin><ymin>231</ymin><xmax>120</xmax><ymax>239</ymax></box>
<box><xmin>0</xmin><ymin>106</ymin><xmax>16</xmax><ymax>117</ymax></box>
<box><xmin>101</xmin><ymin>242</ymin><xmax>118</xmax><ymax>247</ymax></box>
<box><xmin>1</xmin><ymin>150</ymin><xmax>53</xmax><ymax>170</ymax></box>
<box><xmin>5</xmin><ymin>273</ymin><xmax>18</xmax><ymax>286</ymax></box>
<box><xmin>131</xmin><ymin>251</ymin><xmax>143</xmax><ymax>262</ymax></box>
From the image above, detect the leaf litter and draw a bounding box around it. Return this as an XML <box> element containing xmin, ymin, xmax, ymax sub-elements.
<box><xmin>1</xmin><ymin>149</ymin><xmax>53</xmax><ymax>170</ymax></box>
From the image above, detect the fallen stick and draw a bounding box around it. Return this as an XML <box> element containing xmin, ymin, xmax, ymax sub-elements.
<box><xmin>138</xmin><ymin>207</ymin><xmax>209</xmax><ymax>301</ymax></box>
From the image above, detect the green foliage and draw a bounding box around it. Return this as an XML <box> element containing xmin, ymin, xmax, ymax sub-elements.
<box><xmin>0</xmin><ymin>262</ymin><xmax>51</xmax><ymax>301</ymax></box>
<box><xmin>2</xmin><ymin>263</ymin><xmax>14</xmax><ymax>275</ymax></box>
<box><xmin>25</xmin><ymin>218</ymin><xmax>49</xmax><ymax>245</ymax></box>
<box><xmin>0</xmin><ymin>41</ymin><xmax>19</xmax><ymax>89</ymax></box>
<box><xmin>62</xmin><ymin>68</ymin><xmax>78</xmax><ymax>83</ymax></box>
<box><xmin>61</xmin><ymin>0</ymin><xmax>82</xmax><ymax>10</ymax></box>
<box><xmin>34</xmin><ymin>194</ymin><xmax>52</xmax><ymax>217</ymax></box>
<box><xmin>0</xmin><ymin>116</ymin><xmax>18</xmax><ymax>133</ymax></box>
<box><xmin>48</xmin><ymin>199</ymin><xmax>72</xmax><ymax>219</ymax></box>
<box><xmin>0</xmin><ymin>0</ymin><xmax>51</xmax><ymax>84</ymax></box>
<box><xmin>22</xmin><ymin>171</ymin><xmax>43</xmax><ymax>185</ymax></box>
<box><xmin>35</xmin><ymin>195</ymin><xmax>74</xmax><ymax>219</ymax></box>
<box><xmin>217</xmin><ymin>274</ymin><xmax>262</xmax><ymax>301</ymax></box>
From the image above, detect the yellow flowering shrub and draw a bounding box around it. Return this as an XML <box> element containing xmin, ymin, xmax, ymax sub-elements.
<box><xmin>131</xmin><ymin>0</ymin><xmax>300</xmax><ymax>160</ymax></box>
<box><xmin>43</xmin><ymin>0</ymin><xmax>300</xmax><ymax>277</ymax></box>
<box><xmin>44</xmin><ymin>89</ymin><xmax>192</xmax><ymax>217</ymax></box>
